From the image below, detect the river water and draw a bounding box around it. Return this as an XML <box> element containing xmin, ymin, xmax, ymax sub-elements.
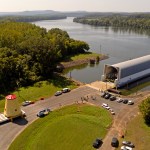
<box><xmin>33</xmin><ymin>17</ymin><xmax>150</xmax><ymax>83</ymax></box>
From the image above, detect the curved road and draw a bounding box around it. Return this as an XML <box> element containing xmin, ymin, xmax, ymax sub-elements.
<box><xmin>0</xmin><ymin>85</ymin><xmax>149</xmax><ymax>150</ymax></box>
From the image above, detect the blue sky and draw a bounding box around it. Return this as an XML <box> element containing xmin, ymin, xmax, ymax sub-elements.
<box><xmin>0</xmin><ymin>0</ymin><xmax>150</xmax><ymax>12</ymax></box>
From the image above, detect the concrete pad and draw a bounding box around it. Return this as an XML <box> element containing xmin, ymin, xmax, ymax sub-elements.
<box><xmin>86</xmin><ymin>81</ymin><xmax>115</xmax><ymax>91</ymax></box>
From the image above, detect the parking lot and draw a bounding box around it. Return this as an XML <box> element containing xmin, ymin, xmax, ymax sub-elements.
<box><xmin>0</xmin><ymin>84</ymin><xmax>146</xmax><ymax>150</ymax></box>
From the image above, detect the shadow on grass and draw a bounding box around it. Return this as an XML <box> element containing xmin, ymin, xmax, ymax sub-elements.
<box><xmin>47</xmin><ymin>74</ymin><xmax>74</xmax><ymax>88</ymax></box>
<box><xmin>145</xmin><ymin>118</ymin><xmax>150</xmax><ymax>127</ymax></box>
<box><xmin>0</xmin><ymin>95</ymin><xmax>5</xmax><ymax>100</ymax></box>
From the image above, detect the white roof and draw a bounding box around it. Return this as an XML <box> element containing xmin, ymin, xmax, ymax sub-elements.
<box><xmin>111</xmin><ymin>55</ymin><xmax>150</xmax><ymax>78</ymax></box>
<box><xmin>112</xmin><ymin>55</ymin><xmax>150</xmax><ymax>69</ymax></box>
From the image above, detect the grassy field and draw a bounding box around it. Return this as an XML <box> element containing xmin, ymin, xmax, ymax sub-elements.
<box><xmin>116</xmin><ymin>114</ymin><xmax>150</xmax><ymax>150</ymax></box>
<box><xmin>62</xmin><ymin>52</ymin><xmax>101</xmax><ymax>62</ymax></box>
<box><xmin>120</xmin><ymin>81</ymin><xmax>150</xmax><ymax>96</ymax></box>
<box><xmin>0</xmin><ymin>75</ymin><xmax>77</xmax><ymax>113</ymax></box>
<box><xmin>9</xmin><ymin>104</ymin><xmax>112</xmax><ymax>150</ymax></box>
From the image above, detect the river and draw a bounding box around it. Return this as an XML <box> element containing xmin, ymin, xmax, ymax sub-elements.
<box><xmin>33</xmin><ymin>17</ymin><xmax>150</xmax><ymax>83</ymax></box>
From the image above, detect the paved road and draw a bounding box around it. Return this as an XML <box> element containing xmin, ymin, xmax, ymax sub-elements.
<box><xmin>0</xmin><ymin>85</ymin><xmax>149</xmax><ymax>150</ymax></box>
<box><xmin>0</xmin><ymin>86</ymin><xmax>98</xmax><ymax>150</ymax></box>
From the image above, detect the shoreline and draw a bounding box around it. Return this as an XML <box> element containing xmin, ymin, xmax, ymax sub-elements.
<box><xmin>60</xmin><ymin>54</ymin><xmax>109</xmax><ymax>69</ymax></box>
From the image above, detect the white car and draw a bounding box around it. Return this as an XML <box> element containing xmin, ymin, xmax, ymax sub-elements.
<box><xmin>62</xmin><ymin>88</ymin><xmax>70</xmax><ymax>93</ymax></box>
<box><xmin>116</xmin><ymin>98</ymin><xmax>123</xmax><ymax>103</ymax></box>
<box><xmin>105</xmin><ymin>106</ymin><xmax>110</xmax><ymax>110</ymax></box>
<box><xmin>128</xmin><ymin>100</ymin><xmax>134</xmax><ymax>105</ymax></box>
<box><xmin>121</xmin><ymin>145</ymin><xmax>132</xmax><ymax>150</ymax></box>
<box><xmin>111</xmin><ymin>111</ymin><xmax>115</xmax><ymax>115</ymax></box>
<box><xmin>22</xmin><ymin>101</ymin><xmax>34</xmax><ymax>106</ymax></box>
<box><xmin>101</xmin><ymin>103</ymin><xmax>108</xmax><ymax>108</ymax></box>
<box><xmin>109</xmin><ymin>109</ymin><xmax>115</xmax><ymax>115</ymax></box>
<box><xmin>55</xmin><ymin>91</ymin><xmax>62</xmax><ymax>96</ymax></box>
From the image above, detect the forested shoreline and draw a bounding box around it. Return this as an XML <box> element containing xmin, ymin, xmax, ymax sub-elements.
<box><xmin>73</xmin><ymin>13</ymin><xmax>150</xmax><ymax>30</ymax></box>
<box><xmin>0</xmin><ymin>22</ymin><xmax>89</xmax><ymax>93</ymax></box>
<box><xmin>0</xmin><ymin>15</ymin><xmax>67</xmax><ymax>22</ymax></box>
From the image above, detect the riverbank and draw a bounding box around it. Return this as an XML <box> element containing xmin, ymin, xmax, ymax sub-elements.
<box><xmin>59</xmin><ymin>53</ymin><xmax>108</xmax><ymax>69</ymax></box>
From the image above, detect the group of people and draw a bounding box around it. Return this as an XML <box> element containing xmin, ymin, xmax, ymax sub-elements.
<box><xmin>80</xmin><ymin>95</ymin><xmax>96</xmax><ymax>101</ymax></box>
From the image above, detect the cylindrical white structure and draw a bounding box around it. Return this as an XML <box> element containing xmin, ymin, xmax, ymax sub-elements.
<box><xmin>4</xmin><ymin>94</ymin><xmax>22</xmax><ymax>118</ymax></box>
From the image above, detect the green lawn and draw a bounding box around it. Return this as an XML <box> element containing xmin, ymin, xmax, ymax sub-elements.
<box><xmin>120</xmin><ymin>81</ymin><xmax>150</xmax><ymax>96</ymax></box>
<box><xmin>116</xmin><ymin>114</ymin><xmax>150</xmax><ymax>150</ymax></box>
<box><xmin>0</xmin><ymin>75</ymin><xmax>77</xmax><ymax>113</ymax></box>
<box><xmin>62</xmin><ymin>52</ymin><xmax>101</xmax><ymax>62</ymax></box>
<box><xmin>9</xmin><ymin>104</ymin><xmax>112</xmax><ymax>150</ymax></box>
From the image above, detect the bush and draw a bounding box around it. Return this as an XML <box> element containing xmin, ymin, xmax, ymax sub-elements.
<box><xmin>139</xmin><ymin>97</ymin><xmax>150</xmax><ymax>125</ymax></box>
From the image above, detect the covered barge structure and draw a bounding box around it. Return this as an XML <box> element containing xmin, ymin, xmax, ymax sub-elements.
<box><xmin>101</xmin><ymin>55</ymin><xmax>150</xmax><ymax>87</ymax></box>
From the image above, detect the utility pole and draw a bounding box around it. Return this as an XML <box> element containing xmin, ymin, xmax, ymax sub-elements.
<box><xmin>69</xmin><ymin>71</ymin><xmax>72</xmax><ymax>78</ymax></box>
<box><xmin>136</xmin><ymin>82</ymin><xmax>138</xmax><ymax>95</ymax></box>
<box><xmin>100</xmin><ymin>44</ymin><xmax>101</xmax><ymax>54</ymax></box>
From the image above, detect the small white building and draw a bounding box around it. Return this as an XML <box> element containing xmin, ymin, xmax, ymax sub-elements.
<box><xmin>101</xmin><ymin>55</ymin><xmax>150</xmax><ymax>87</ymax></box>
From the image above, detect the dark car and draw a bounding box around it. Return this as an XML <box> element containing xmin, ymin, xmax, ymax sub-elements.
<box><xmin>122</xmin><ymin>141</ymin><xmax>135</xmax><ymax>148</ymax></box>
<box><xmin>93</xmin><ymin>138</ymin><xmax>103</xmax><ymax>149</ymax></box>
<box><xmin>111</xmin><ymin>137</ymin><xmax>119</xmax><ymax>147</ymax></box>
<box><xmin>105</xmin><ymin>93</ymin><xmax>111</xmax><ymax>99</ymax></box>
<box><xmin>123</xmin><ymin>99</ymin><xmax>128</xmax><ymax>104</ymax></box>
<box><xmin>101</xmin><ymin>92</ymin><xmax>107</xmax><ymax>98</ymax></box>
<box><xmin>37</xmin><ymin>108</ymin><xmax>51</xmax><ymax>117</ymax></box>
<box><xmin>109</xmin><ymin>95</ymin><xmax>116</xmax><ymax>101</ymax></box>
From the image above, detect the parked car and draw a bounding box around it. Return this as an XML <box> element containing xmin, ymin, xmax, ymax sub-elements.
<box><xmin>62</xmin><ymin>88</ymin><xmax>70</xmax><ymax>93</ymax></box>
<box><xmin>109</xmin><ymin>109</ymin><xmax>115</xmax><ymax>115</ymax></box>
<box><xmin>55</xmin><ymin>91</ymin><xmax>62</xmax><ymax>96</ymax></box>
<box><xmin>121</xmin><ymin>145</ymin><xmax>132</xmax><ymax>150</ymax></box>
<box><xmin>101</xmin><ymin>92</ymin><xmax>107</xmax><ymax>98</ymax></box>
<box><xmin>123</xmin><ymin>99</ymin><xmax>128</xmax><ymax>104</ymax></box>
<box><xmin>101</xmin><ymin>103</ymin><xmax>108</xmax><ymax>108</ymax></box>
<box><xmin>111</xmin><ymin>137</ymin><xmax>119</xmax><ymax>147</ymax></box>
<box><xmin>111</xmin><ymin>111</ymin><xmax>115</xmax><ymax>115</ymax></box>
<box><xmin>128</xmin><ymin>100</ymin><xmax>134</xmax><ymax>105</ymax></box>
<box><xmin>93</xmin><ymin>138</ymin><xmax>103</xmax><ymax>148</ymax></box>
<box><xmin>116</xmin><ymin>98</ymin><xmax>123</xmax><ymax>103</ymax></box>
<box><xmin>105</xmin><ymin>106</ymin><xmax>110</xmax><ymax>110</ymax></box>
<box><xmin>22</xmin><ymin>101</ymin><xmax>34</xmax><ymax>106</ymax></box>
<box><xmin>122</xmin><ymin>141</ymin><xmax>135</xmax><ymax>148</ymax></box>
<box><xmin>37</xmin><ymin>108</ymin><xmax>51</xmax><ymax>117</ymax></box>
<box><xmin>109</xmin><ymin>95</ymin><xmax>116</xmax><ymax>101</ymax></box>
<box><xmin>105</xmin><ymin>93</ymin><xmax>111</xmax><ymax>99</ymax></box>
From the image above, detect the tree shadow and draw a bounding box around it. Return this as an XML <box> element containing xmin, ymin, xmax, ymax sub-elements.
<box><xmin>47</xmin><ymin>74</ymin><xmax>74</xmax><ymax>88</ymax></box>
<box><xmin>145</xmin><ymin>120</ymin><xmax>150</xmax><ymax>127</ymax></box>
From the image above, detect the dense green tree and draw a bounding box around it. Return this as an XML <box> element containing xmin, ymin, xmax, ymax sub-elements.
<box><xmin>0</xmin><ymin>15</ymin><xmax>67</xmax><ymax>22</ymax></box>
<box><xmin>73</xmin><ymin>14</ymin><xmax>150</xmax><ymax>30</ymax></box>
<box><xmin>0</xmin><ymin>22</ymin><xmax>89</xmax><ymax>93</ymax></box>
<box><xmin>139</xmin><ymin>97</ymin><xmax>150</xmax><ymax>124</ymax></box>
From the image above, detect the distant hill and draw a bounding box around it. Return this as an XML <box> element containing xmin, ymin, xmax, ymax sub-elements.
<box><xmin>0</xmin><ymin>10</ymin><xmax>90</xmax><ymax>18</ymax></box>
<box><xmin>0</xmin><ymin>10</ymin><xmax>150</xmax><ymax>18</ymax></box>
<box><xmin>0</xmin><ymin>10</ymin><xmax>62</xmax><ymax>16</ymax></box>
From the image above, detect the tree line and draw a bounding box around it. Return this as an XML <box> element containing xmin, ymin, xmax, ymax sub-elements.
<box><xmin>0</xmin><ymin>15</ymin><xmax>67</xmax><ymax>22</ymax></box>
<box><xmin>0</xmin><ymin>22</ymin><xmax>89</xmax><ymax>93</ymax></box>
<box><xmin>73</xmin><ymin>14</ymin><xmax>150</xmax><ymax>30</ymax></box>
